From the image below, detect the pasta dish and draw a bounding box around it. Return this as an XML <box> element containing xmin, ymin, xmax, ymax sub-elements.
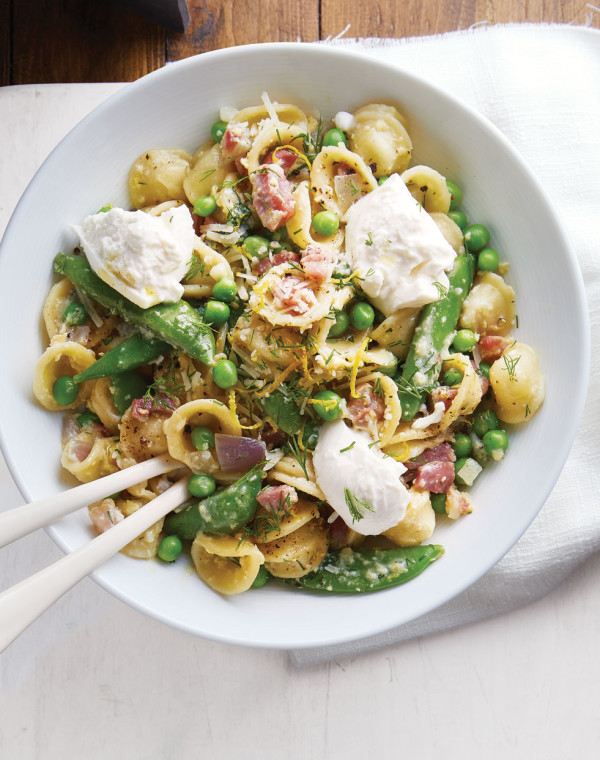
<box><xmin>33</xmin><ymin>95</ymin><xmax>545</xmax><ymax>595</ymax></box>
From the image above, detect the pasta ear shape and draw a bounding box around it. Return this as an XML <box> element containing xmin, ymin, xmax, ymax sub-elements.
<box><xmin>460</xmin><ymin>272</ymin><xmax>516</xmax><ymax>336</ymax></box>
<box><xmin>128</xmin><ymin>148</ymin><xmax>192</xmax><ymax>209</ymax></box>
<box><xmin>401</xmin><ymin>165</ymin><xmax>452</xmax><ymax>213</ymax></box>
<box><xmin>182</xmin><ymin>237</ymin><xmax>235</xmax><ymax>300</ymax></box>
<box><xmin>33</xmin><ymin>341</ymin><xmax>96</xmax><ymax>411</ymax></box>
<box><xmin>489</xmin><ymin>341</ymin><xmax>545</xmax><ymax>423</ymax></box>
<box><xmin>184</xmin><ymin>142</ymin><xmax>232</xmax><ymax>204</ymax></box>
<box><xmin>61</xmin><ymin>433</ymin><xmax>119</xmax><ymax>483</ymax></box>
<box><xmin>347</xmin><ymin>103</ymin><xmax>412</xmax><ymax>177</ymax></box>
<box><xmin>384</xmin><ymin>488</ymin><xmax>436</xmax><ymax>547</ymax></box>
<box><xmin>191</xmin><ymin>533</ymin><xmax>265</xmax><ymax>595</ymax></box>
<box><xmin>163</xmin><ymin>398</ymin><xmax>241</xmax><ymax>473</ymax></box>
<box><xmin>257</xmin><ymin>518</ymin><xmax>329</xmax><ymax>579</ymax></box>
<box><xmin>310</xmin><ymin>145</ymin><xmax>377</xmax><ymax>217</ymax></box>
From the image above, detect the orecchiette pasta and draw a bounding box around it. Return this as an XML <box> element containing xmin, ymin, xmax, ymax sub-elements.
<box><xmin>489</xmin><ymin>341</ymin><xmax>545</xmax><ymax>423</ymax></box>
<box><xmin>191</xmin><ymin>533</ymin><xmax>264</xmax><ymax>595</ymax></box>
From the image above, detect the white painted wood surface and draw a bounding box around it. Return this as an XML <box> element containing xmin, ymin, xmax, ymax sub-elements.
<box><xmin>1</xmin><ymin>84</ymin><xmax>599</xmax><ymax>760</ymax></box>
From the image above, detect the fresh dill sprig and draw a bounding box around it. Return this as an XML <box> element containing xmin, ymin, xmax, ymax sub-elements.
<box><xmin>284</xmin><ymin>435</ymin><xmax>309</xmax><ymax>480</ymax></box>
<box><xmin>344</xmin><ymin>488</ymin><xmax>375</xmax><ymax>523</ymax></box>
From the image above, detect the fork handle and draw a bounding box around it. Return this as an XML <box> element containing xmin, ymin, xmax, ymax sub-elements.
<box><xmin>0</xmin><ymin>477</ymin><xmax>189</xmax><ymax>653</ymax></box>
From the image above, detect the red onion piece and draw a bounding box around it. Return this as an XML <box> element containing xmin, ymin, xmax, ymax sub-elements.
<box><xmin>214</xmin><ymin>434</ymin><xmax>266</xmax><ymax>473</ymax></box>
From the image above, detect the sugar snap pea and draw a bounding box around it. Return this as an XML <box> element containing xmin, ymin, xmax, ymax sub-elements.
<box><xmin>73</xmin><ymin>333</ymin><xmax>171</xmax><ymax>383</ymax></box>
<box><xmin>54</xmin><ymin>252</ymin><xmax>215</xmax><ymax>366</ymax></box>
<box><xmin>285</xmin><ymin>545</ymin><xmax>444</xmax><ymax>593</ymax></box>
<box><xmin>164</xmin><ymin>467</ymin><xmax>263</xmax><ymax>538</ymax></box>
<box><xmin>258</xmin><ymin>384</ymin><xmax>302</xmax><ymax>435</ymax></box>
<box><xmin>398</xmin><ymin>253</ymin><xmax>475</xmax><ymax>421</ymax></box>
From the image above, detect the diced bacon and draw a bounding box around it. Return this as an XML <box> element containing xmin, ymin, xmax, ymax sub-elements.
<box><xmin>257</xmin><ymin>485</ymin><xmax>298</xmax><ymax>512</ymax></box>
<box><xmin>346</xmin><ymin>383</ymin><xmax>386</xmax><ymax>426</ymax></box>
<box><xmin>193</xmin><ymin>212</ymin><xmax>217</xmax><ymax>236</ymax></box>
<box><xmin>264</xmin><ymin>146</ymin><xmax>298</xmax><ymax>175</ymax></box>
<box><xmin>272</xmin><ymin>275</ymin><xmax>317</xmax><ymax>315</ymax></box>
<box><xmin>221</xmin><ymin>123</ymin><xmax>252</xmax><ymax>160</ymax></box>
<box><xmin>249</xmin><ymin>164</ymin><xmax>296</xmax><ymax>231</ymax></box>
<box><xmin>254</xmin><ymin>250</ymin><xmax>300</xmax><ymax>277</ymax></box>
<box><xmin>430</xmin><ymin>386</ymin><xmax>458</xmax><ymax>411</ymax></box>
<box><xmin>234</xmin><ymin>158</ymin><xmax>248</xmax><ymax>177</ymax></box>
<box><xmin>131</xmin><ymin>393</ymin><xmax>178</xmax><ymax>420</ymax></box>
<box><xmin>89</xmin><ymin>501</ymin><xmax>125</xmax><ymax>533</ymax></box>
<box><xmin>478</xmin><ymin>335</ymin><xmax>513</xmax><ymax>363</ymax></box>
<box><xmin>406</xmin><ymin>442</ymin><xmax>455</xmax><ymax>470</ymax></box>
<box><xmin>445</xmin><ymin>484</ymin><xmax>473</xmax><ymax>519</ymax></box>
<box><xmin>301</xmin><ymin>244</ymin><xmax>336</xmax><ymax>283</ymax></box>
<box><xmin>414</xmin><ymin>461</ymin><xmax>455</xmax><ymax>493</ymax></box>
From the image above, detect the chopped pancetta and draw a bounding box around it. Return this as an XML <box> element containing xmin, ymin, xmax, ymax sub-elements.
<box><xmin>249</xmin><ymin>164</ymin><xmax>296</xmax><ymax>231</ymax></box>
<box><xmin>346</xmin><ymin>383</ymin><xmax>386</xmax><ymax>426</ymax></box>
<box><xmin>272</xmin><ymin>275</ymin><xmax>318</xmax><ymax>315</ymax></box>
<box><xmin>254</xmin><ymin>250</ymin><xmax>300</xmax><ymax>277</ymax></box>
<box><xmin>131</xmin><ymin>393</ymin><xmax>178</xmax><ymax>420</ymax></box>
<box><xmin>221</xmin><ymin>123</ymin><xmax>252</xmax><ymax>160</ymax></box>
<box><xmin>478</xmin><ymin>335</ymin><xmax>514</xmax><ymax>363</ymax></box>
<box><xmin>264</xmin><ymin>146</ymin><xmax>298</xmax><ymax>175</ymax></box>
<box><xmin>301</xmin><ymin>244</ymin><xmax>336</xmax><ymax>283</ymax></box>
<box><xmin>414</xmin><ymin>461</ymin><xmax>455</xmax><ymax>493</ymax></box>
<box><xmin>256</xmin><ymin>484</ymin><xmax>298</xmax><ymax>512</ymax></box>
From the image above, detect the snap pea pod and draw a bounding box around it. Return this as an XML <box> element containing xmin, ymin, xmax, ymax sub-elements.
<box><xmin>164</xmin><ymin>467</ymin><xmax>263</xmax><ymax>538</ymax></box>
<box><xmin>72</xmin><ymin>333</ymin><xmax>171</xmax><ymax>383</ymax></box>
<box><xmin>285</xmin><ymin>545</ymin><xmax>444</xmax><ymax>593</ymax></box>
<box><xmin>398</xmin><ymin>253</ymin><xmax>475</xmax><ymax>421</ymax></box>
<box><xmin>54</xmin><ymin>252</ymin><xmax>215</xmax><ymax>366</ymax></box>
<box><xmin>258</xmin><ymin>384</ymin><xmax>302</xmax><ymax>436</ymax></box>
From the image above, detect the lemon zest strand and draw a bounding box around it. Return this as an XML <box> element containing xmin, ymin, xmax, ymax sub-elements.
<box><xmin>272</xmin><ymin>144</ymin><xmax>312</xmax><ymax>170</ymax></box>
<box><xmin>255</xmin><ymin>359</ymin><xmax>301</xmax><ymax>398</ymax></box>
<box><xmin>350</xmin><ymin>335</ymin><xmax>371</xmax><ymax>398</ymax></box>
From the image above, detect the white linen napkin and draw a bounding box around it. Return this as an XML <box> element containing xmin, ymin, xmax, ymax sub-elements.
<box><xmin>291</xmin><ymin>23</ymin><xmax>600</xmax><ymax>665</ymax></box>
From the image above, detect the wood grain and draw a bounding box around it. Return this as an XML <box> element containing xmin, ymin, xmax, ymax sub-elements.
<box><xmin>2</xmin><ymin>0</ymin><xmax>597</xmax><ymax>85</ymax></box>
<box><xmin>167</xmin><ymin>0</ymin><xmax>320</xmax><ymax>60</ymax></box>
<box><xmin>9</xmin><ymin>0</ymin><xmax>164</xmax><ymax>84</ymax></box>
<box><xmin>321</xmin><ymin>0</ymin><xmax>595</xmax><ymax>38</ymax></box>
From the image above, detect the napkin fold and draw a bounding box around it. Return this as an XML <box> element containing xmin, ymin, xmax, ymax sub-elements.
<box><xmin>291</xmin><ymin>24</ymin><xmax>600</xmax><ymax>666</ymax></box>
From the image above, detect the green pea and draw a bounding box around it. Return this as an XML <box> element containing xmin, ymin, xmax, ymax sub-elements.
<box><xmin>244</xmin><ymin>235</ymin><xmax>271</xmax><ymax>259</ymax></box>
<box><xmin>212</xmin><ymin>277</ymin><xmax>237</xmax><ymax>303</ymax></box>
<box><xmin>313</xmin><ymin>390</ymin><xmax>343</xmax><ymax>421</ymax></box>
<box><xmin>452</xmin><ymin>433</ymin><xmax>472</xmax><ymax>459</ymax></box>
<box><xmin>77</xmin><ymin>410</ymin><xmax>100</xmax><ymax>428</ymax></box>
<box><xmin>323</xmin><ymin>128</ymin><xmax>347</xmax><ymax>147</ymax></box>
<box><xmin>213</xmin><ymin>359</ymin><xmax>238</xmax><ymax>389</ymax></box>
<box><xmin>328</xmin><ymin>309</ymin><xmax>349</xmax><ymax>337</ymax></box>
<box><xmin>189</xmin><ymin>473</ymin><xmax>217</xmax><ymax>498</ymax></box>
<box><xmin>483</xmin><ymin>429</ymin><xmax>509</xmax><ymax>459</ymax></box>
<box><xmin>251</xmin><ymin>565</ymin><xmax>269</xmax><ymax>588</ymax></box>
<box><xmin>191</xmin><ymin>426</ymin><xmax>215</xmax><ymax>451</ymax></box>
<box><xmin>349</xmin><ymin>302</ymin><xmax>375</xmax><ymax>330</ymax></box>
<box><xmin>312</xmin><ymin>210</ymin><xmax>340</xmax><ymax>236</ymax></box>
<box><xmin>379</xmin><ymin>357</ymin><xmax>399</xmax><ymax>377</ymax></box>
<box><xmin>52</xmin><ymin>375</ymin><xmax>78</xmax><ymax>406</ymax></box>
<box><xmin>446</xmin><ymin>180</ymin><xmax>463</xmax><ymax>210</ymax></box>
<box><xmin>442</xmin><ymin>367</ymin><xmax>464</xmax><ymax>386</ymax></box>
<box><xmin>211</xmin><ymin>120</ymin><xmax>228</xmax><ymax>143</ymax></box>
<box><xmin>63</xmin><ymin>301</ymin><xmax>88</xmax><ymax>327</ymax></box>
<box><xmin>464</xmin><ymin>223</ymin><xmax>491</xmax><ymax>252</ymax></box>
<box><xmin>478</xmin><ymin>362</ymin><xmax>491</xmax><ymax>379</ymax></box>
<box><xmin>377</xmin><ymin>176</ymin><xmax>389</xmax><ymax>185</ymax></box>
<box><xmin>448</xmin><ymin>210</ymin><xmax>468</xmax><ymax>230</ymax></box>
<box><xmin>110</xmin><ymin>371</ymin><xmax>148</xmax><ymax>415</ymax></box>
<box><xmin>193</xmin><ymin>195</ymin><xmax>218</xmax><ymax>217</ymax></box>
<box><xmin>452</xmin><ymin>328</ymin><xmax>477</xmax><ymax>353</ymax></box>
<box><xmin>472</xmin><ymin>408</ymin><xmax>500</xmax><ymax>438</ymax></box>
<box><xmin>430</xmin><ymin>492</ymin><xmax>447</xmax><ymax>514</ymax></box>
<box><xmin>204</xmin><ymin>300</ymin><xmax>231</xmax><ymax>325</ymax></box>
<box><xmin>157</xmin><ymin>535</ymin><xmax>183</xmax><ymax>562</ymax></box>
<box><xmin>478</xmin><ymin>248</ymin><xmax>500</xmax><ymax>272</ymax></box>
<box><xmin>302</xmin><ymin>420</ymin><xmax>320</xmax><ymax>450</ymax></box>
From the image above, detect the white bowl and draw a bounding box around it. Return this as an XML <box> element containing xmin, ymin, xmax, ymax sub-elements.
<box><xmin>0</xmin><ymin>43</ymin><xmax>588</xmax><ymax>649</ymax></box>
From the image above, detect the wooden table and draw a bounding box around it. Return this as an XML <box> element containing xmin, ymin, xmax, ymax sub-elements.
<box><xmin>2</xmin><ymin>0</ymin><xmax>596</xmax><ymax>84</ymax></box>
